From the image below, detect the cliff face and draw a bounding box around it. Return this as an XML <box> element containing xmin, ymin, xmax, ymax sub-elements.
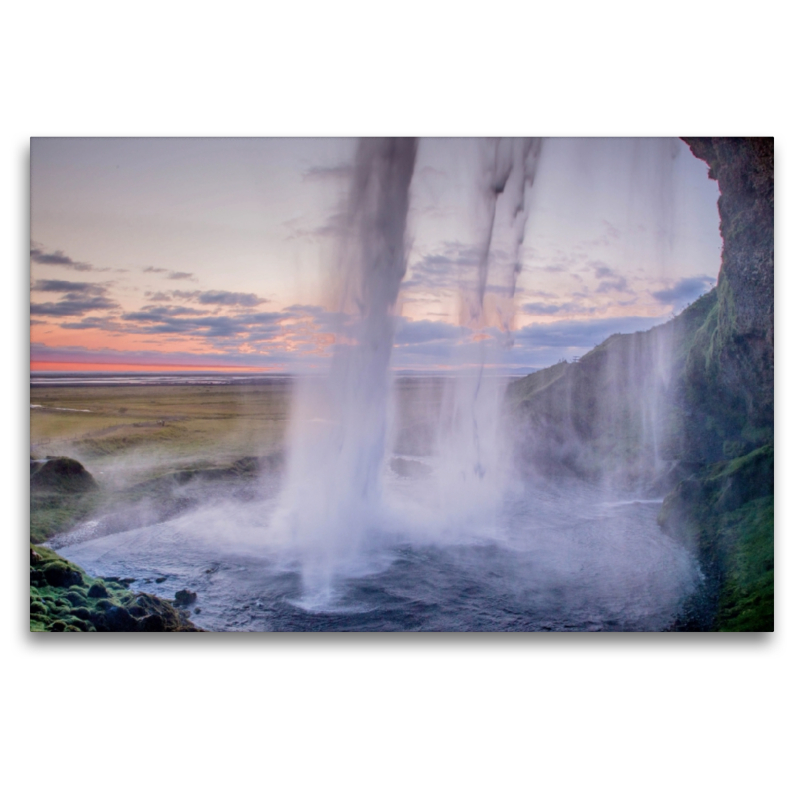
<box><xmin>507</xmin><ymin>137</ymin><xmax>774</xmax><ymax>630</ymax></box>
<box><xmin>681</xmin><ymin>138</ymin><xmax>774</xmax><ymax>460</ymax></box>
<box><xmin>506</xmin><ymin>294</ymin><xmax>715</xmax><ymax>488</ymax></box>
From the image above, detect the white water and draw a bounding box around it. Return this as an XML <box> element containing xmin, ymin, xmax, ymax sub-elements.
<box><xmin>270</xmin><ymin>138</ymin><xmax>552</xmax><ymax>607</ymax></box>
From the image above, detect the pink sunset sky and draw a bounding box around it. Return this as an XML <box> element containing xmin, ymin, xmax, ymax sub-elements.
<box><xmin>30</xmin><ymin>137</ymin><xmax>721</xmax><ymax>374</ymax></box>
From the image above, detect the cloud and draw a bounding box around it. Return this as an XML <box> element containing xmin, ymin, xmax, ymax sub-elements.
<box><xmin>591</xmin><ymin>261</ymin><xmax>614</xmax><ymax>279</ymax></box>
<box><xmin>30</xmin><ymin>296</ymin><xmax>119</xmax><ymax>317</ymax></box>
<box><xmin>651</xmin><ymin>276</ymin><xmax>716</xmax><ymax>307</ymax></box>
<box><xmin>30</xmin><ymin>279</ymin><xmax>118</xmax><ymax>317</ymax></box>
<box><xmin>197</xmin><ymin>291</ymin><xmax>266</xmax><ymax>307</ymax></box>
<box><xmin>60</xmin><ymin>316</ymin><xmax>123</xmax><ymax>331</ymax></box>
<box><xmin>521</xmin><ymin>302</ymin><xmax>567</xmax><ymax>316</ymax></box>
<box><xmin>597</xmin><ymin>276</ymin><xmax>630</xmax><ymax>293</ymax></box>
<box><xmin>394</xmin><ymin>318</ymin><xmax>465</xmax><ymax>345</ymax></box>
<box><xmin>404</xmin><ymin>244</ymin><xmax>484</xmax><ymax>292</ymax></box>
<box><xmin>141</xmin><ymin>266</ymin><xmax>196</xmax><ymax>280</ymax></box>
<box><xmin>30</xmin><ymin>247</ymin><xmax>104</xmax><ymax>272</ymax></box>
<box><xmin>32</xmin><ymin>279</ymin><xmax>106</xmax><ymax>295</ymax></box>
<box><xmin>515</xmin><ymin>315</ymin><xmax>667</xmax><ymax>349</ymax></box>
<box><xmin>144</xmin><ymin>290</ymin><xmax>201</xmax><ymax>302</ymax></box>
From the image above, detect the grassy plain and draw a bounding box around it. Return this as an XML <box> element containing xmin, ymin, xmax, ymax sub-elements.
<box><xmin>30</xmin><ymin>381</ymin><xmax>293</xmax><ymax>487</ymax></box>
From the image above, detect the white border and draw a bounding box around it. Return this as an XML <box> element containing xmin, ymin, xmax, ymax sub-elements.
<box><xmin>4</xmin><ymin>3</ymin><xmax>797</xmax><ymax>798</ymax></box>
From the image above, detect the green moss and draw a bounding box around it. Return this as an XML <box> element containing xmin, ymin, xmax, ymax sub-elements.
<box><xmin>660</xmin><ymin>446</ymin><xmax>773</xmax><ymax>631</ymax></box>
<box><xmin>717</xmin><ymin>496</ymin><xmax>774</xmax><ymax>631</ymax></box>
<box><xmin>29</xmin><ymin>545</ymin><xmax>202</xmax><ymax>633</ymax></box>
<box><xmin>30</xmin><ymin>490</ymin><xmax>100</xmax><ymax>544</ymax></box>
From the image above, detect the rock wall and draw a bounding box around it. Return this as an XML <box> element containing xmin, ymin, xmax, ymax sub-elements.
<box><xmin>681</xmin><ymin>137</ymin><xmax>774</xmax><ymax>459</ymax></box>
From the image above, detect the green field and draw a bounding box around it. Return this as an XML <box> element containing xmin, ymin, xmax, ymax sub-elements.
<box><xmin>31</xmin><ymin>382</ymin><xmax>293</xmax><ymax>488</ymax></box>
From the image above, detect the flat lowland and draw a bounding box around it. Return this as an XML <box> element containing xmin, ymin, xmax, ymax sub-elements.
<box><xmin>31</xmin><ymin>380</ymin><xmax>293</xmax><ymax>487</ymax></box>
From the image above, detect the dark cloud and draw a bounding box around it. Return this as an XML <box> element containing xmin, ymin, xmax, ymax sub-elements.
<box><xmin>197</xmin><ymin>291</ymin><xmax>266</xmax><ymax>307</ymax></box>
<box><xmin>30</xmin><ymin>296</ymin><xmax>118</xmax><ymax>317</ymax></box>
<box><xmin>143</xmin><ymin>266</ymin><xmax>167</xmax><ymax>274</ymax></box>
<box><xmin>30</xmin><ymin>247</ymin><xmax>107</xmax><ymax>272</ymax></box>
<box><xmin>60</xmin><ymin>316</ymin><xmax>123</xmax><ymax>331</ymax></box>
<box><xmin>651</xmin><ymin>276</ymin><xmax>715</xmax><ymax>307</ymax></box>
<box><xmin>126</xmin><ymin>305</ymin><xmax>208</xmax><ymax>319</ymax></box>
<box><xmin>117</xmin><ymin>308</ymin><xmax>287</xmax><ymax>339</ymax></box>
<box><xmin>30</xmin><ymin>279</ymin><xmax>118</xmax><ymax>317</ymax></box>
<box><xmin>32</xmin><ymin>279</ymin><xmax>106</xmax><ymax>295</ymax></box>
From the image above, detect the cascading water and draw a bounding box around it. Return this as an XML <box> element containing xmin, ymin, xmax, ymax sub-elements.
<box><xmin>276</xmin><ymin>138</ymin><xmax>418</xmax><ymax>604</ymax></box>
<box><xmin>277</xmin><ymin>137</ymin><xmax>544</xmax><ymax>602</ymax></box>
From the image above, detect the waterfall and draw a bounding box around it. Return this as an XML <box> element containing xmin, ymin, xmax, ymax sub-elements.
<box><xmin>277</xmin><ymin>138</ymin><xmax>418</xmax><ymax>604</ymax></box>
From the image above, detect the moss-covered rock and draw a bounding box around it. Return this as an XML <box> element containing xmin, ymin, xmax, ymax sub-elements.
<box><xmin>30</xmin><ymin>457</ymin><xmax>100</xmax><ymax>544</ymax></box>
<box><xmin>29</xmin><ymin>546</ymin><xmax>202</xmax><ymax>633</ymax></box>
<box><xmin>30</xmin><ymin>457</ymin><xmax>97</xmax><ymax>492</ymax></box>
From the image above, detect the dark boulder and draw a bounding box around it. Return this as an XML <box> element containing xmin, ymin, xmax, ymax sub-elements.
<box><xmin>104</xmin><ymin>604</ymin><xmax>137</xmax><ymax>632</ymax></box>
<box><xmin>44</xmin><ymin>562</ymin><xmax>84</xmax><ymax>588</ymax></box>
<box><xmin>30</xmin><ymin>456</ymin><xmax>98</xmax><ymax>493</ymax></box>
<box><xmin>140</xmin><ymin>614</ymin><xmax>166</xmax><ymax>632</ymax></box>
<box><xmin>174</xmin><ymin>589</ymin><xmax>197</xmax><ymax>607</ymax></box>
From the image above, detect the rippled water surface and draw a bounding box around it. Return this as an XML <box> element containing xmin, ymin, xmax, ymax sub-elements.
<box><xmin>53</xmin><ymin>476</ymin><xmax>699</xmax><ymax>632</ymax></box>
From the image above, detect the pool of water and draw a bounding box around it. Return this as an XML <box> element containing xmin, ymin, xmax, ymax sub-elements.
<box><xmin>50</xmin><ymin>474</ymin><xmax>699</xmax><ymax>632</ymax></box>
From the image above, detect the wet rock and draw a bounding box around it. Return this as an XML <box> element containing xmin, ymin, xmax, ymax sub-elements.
<box><xmin>174</xmin><ymin>589</ymin><xmax>197</xmax><ymax>607</ymax></box>
<box><xmin>44</xmin><ymin>563</ymin><xmax>84</xmax><ymax>588</ymax></box>
<box><xmin>88</xmin><ymin>583</ymin><xmax>110</xmax><ymax>599</ymax></box>
<box><xmin>140</xmin><ymin>614</ymin><xmax>166</xmax><ymax>632</ymax></box>
<box><xmin>105</xmin><ymin>604</ymin><xmax>136</xmax><ymax>631</ymax></box>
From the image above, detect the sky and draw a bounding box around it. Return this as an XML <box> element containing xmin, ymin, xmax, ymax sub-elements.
<box><xmin>30</xmin><ymin>137</ymin><xmax>722</xmax><ymax>374</ymax></box>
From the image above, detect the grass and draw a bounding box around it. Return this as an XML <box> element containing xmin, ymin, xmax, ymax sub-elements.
<box><xmin>31</xmin><ymin>383</ymin><xmax>292</xmax><ymax>485</ymax></box>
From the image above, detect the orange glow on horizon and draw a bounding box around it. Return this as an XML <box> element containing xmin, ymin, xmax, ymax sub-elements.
<box><xmin>31</xmin><ymin>361</ymin><xmax>279</xmax><ymax>373</ymax></box>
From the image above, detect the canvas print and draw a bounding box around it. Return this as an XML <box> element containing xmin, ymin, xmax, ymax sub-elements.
<box><xmin>29</xmin><ymin>137</ymin><xmax>773</xmax><ymax>632</ymax></box>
